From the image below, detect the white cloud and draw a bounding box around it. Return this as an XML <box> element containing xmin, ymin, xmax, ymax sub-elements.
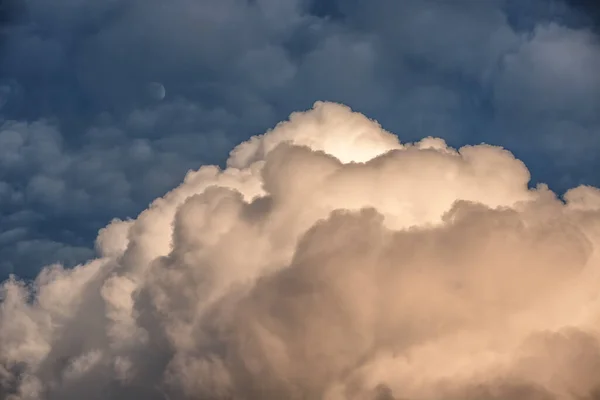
<box><xmin>2</xmin><ymin>0</ymin><xmax>600</xmax><ymax>280</ymax></box>
<box><xmin>3</xmin><ymin>102</ymin><xmax>600</xmax><ymax>399</ymax></box>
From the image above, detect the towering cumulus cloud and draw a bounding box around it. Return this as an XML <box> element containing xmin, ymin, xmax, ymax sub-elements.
<box><xmin>3</xmin><ymin>102</ymin><xmax>600</xmax><ymax>399</ymax></box>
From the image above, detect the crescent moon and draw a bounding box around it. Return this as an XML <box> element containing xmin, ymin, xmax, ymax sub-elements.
<box><xmin>147</xmin><ymin>82</ymin><xmax>166</xmax><ymax>101</ymax></box>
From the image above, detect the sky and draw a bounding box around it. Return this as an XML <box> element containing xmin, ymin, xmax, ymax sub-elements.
<box><xmin>0</xmin><ymin>0</ymin><xmax>599</xmax><ymax>279</ymax></box>
<box><xmin>2</xmin><ymin>1</ymin><xmax>600</xmax><ymax>398</ymax></box>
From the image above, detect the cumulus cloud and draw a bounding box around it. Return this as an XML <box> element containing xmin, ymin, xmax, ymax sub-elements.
<box><xmin>1</xmin><ymin>0</ymin><xmax>600</xmax><ymax>280</ymax></box>
<box><xmin>3</xmin><ymin>103</ymin><xmax>600</xmax><ymax>399</ymax></box>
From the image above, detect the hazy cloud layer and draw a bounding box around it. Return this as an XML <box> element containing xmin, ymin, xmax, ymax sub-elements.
<box><xmin>0</xmin><ymin>0</ymin><xmax>600</xmax><ymax>278</ymax></box>
<box><xmin>4</xmin><ymin>102</ymin><xmax>600</xmax><ymax>399</ymax></box>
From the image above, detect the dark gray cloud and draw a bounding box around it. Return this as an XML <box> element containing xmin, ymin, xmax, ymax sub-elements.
<box><xmin>0</xmin><ymin>0</ymin><xmax>599</xmax><ymax>278</ymax></box>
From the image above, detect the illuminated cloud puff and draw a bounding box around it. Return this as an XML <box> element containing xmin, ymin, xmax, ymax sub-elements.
<box><xmin>3</xmin><ymin>102</ymin><xmax>600</xmax><ymax>400</ymax></box>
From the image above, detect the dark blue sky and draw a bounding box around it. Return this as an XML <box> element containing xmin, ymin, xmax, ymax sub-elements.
<box><xmin>0</xmin><ymin>0</ymin><xmax>599</xmax><ymax>279</ymax></box>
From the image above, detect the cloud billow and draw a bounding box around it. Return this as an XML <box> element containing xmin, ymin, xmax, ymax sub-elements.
<box><xmin>1</xmin><ymin>0</ymin><xmax>600</xmax><ymax>278</ymax></box>
<box><xmin>3</xmin><ymin>103</ymin><xmax>600</xmax><ymax>399</ymax></box>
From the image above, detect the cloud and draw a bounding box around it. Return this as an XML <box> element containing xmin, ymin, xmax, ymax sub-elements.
<box><xmin>3</xmin><ymin>103</ymin><xmax>600</xmax><ymax>399</ymax></box>
<box><xmin>0</xmin><ymin>105</ymin><xmax>234</xmax><ymax>277</ymax></box>
<box><xmin>0</xmin><ymin>0</ymin><xmax>599</xmax><ymax>291</ymax></box>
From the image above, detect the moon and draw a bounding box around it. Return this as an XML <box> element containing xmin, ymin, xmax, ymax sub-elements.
<box><xmin>0</xmin><ymin>80</ymin><xmax>23</xmax><ymax>111</ymax></box>
<box><xmin>147</xmin><ymin>82</ymin><xmax>166</xmax><ymax>101</ymax></box>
